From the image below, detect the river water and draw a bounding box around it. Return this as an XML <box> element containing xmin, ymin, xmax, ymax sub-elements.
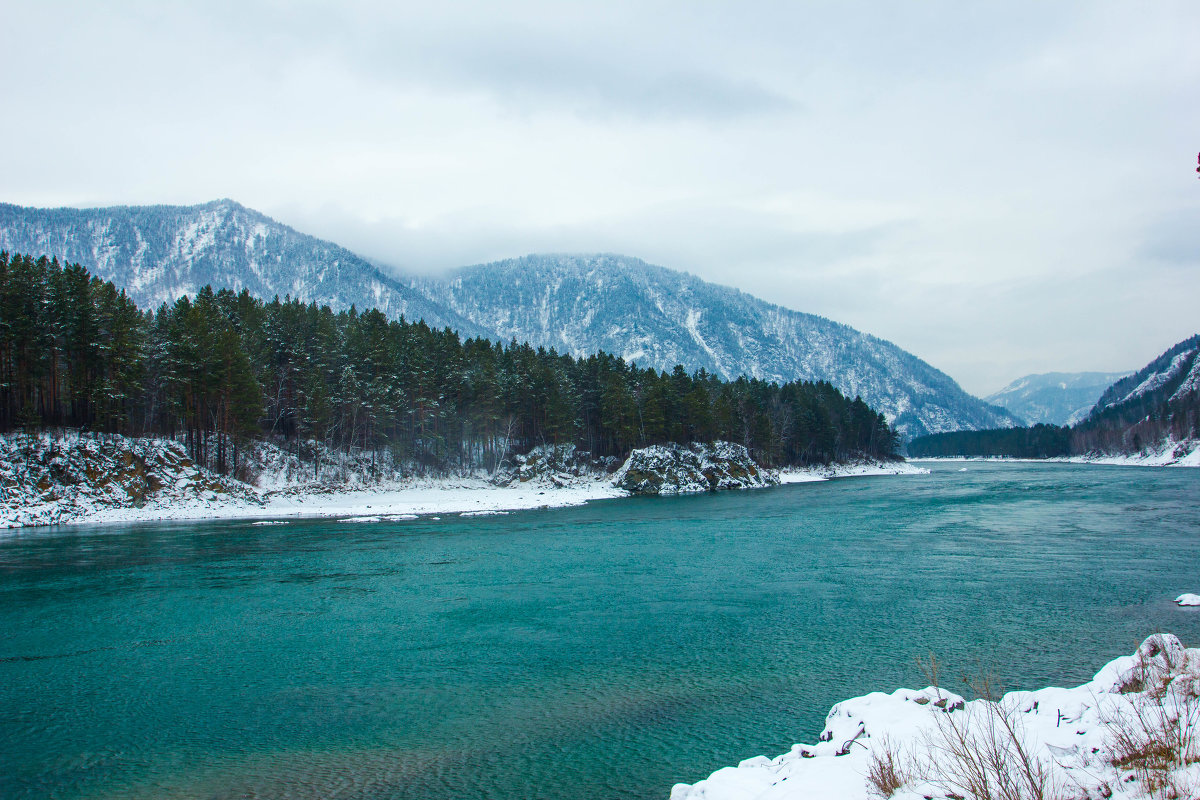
<box><xmin>2</xmin><ymin>461</ymin><xmax>1198</xmax><ymax>799</ymax></box>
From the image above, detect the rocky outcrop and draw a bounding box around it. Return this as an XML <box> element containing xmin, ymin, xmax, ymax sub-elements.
<box><xmin>491</xmin><ymin>444</ymin><xmax>622</xmax><ymax>488</ymax></box>
<box><xmin>613</xmin><ymin>441</ymin><xmax>778</xmax><ymax>496</ymax></box>
<box><xmin>0</xmin><ymin>432</ymin><xmax>258</xmax><ymax>528</ymax></box>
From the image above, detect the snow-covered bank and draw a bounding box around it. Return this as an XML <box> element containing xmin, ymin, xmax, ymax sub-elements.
<box><xmin>82</xmin><ymin>475</ymin><xmax>628</xmax><ymax>526</ymax></box>
<box><xmin>672</xmin><ymin>634</ymin><xmax>1200</xmax><ymax>800</ymax></box>
<box><xmin>778</xmin><ymin>460</ymin><xmax>929</xmax><ymax>484</ymax></box>
<box><xmin>1067</xmin><ymin>438</ymin><xmax>1200</xmax><ymax>468</ymax></box>
<box><xmin>0</xmin><ymin>431</ymin><xmax>259</xmax><ymax>529</ymax></box>
<box><xmin>1</xmin><ymin>433</ymin><xmax>920</xmax><ymax>530</ymax></box>
<box><xmin>910</xmin><ymin>438</ymin><xmax>1200</xmax><ymax>468</ymax></box>
<box><xmin>0</xmin><ymin>433</ymin><xmax>631</xmax><ymax>529</ymax></box>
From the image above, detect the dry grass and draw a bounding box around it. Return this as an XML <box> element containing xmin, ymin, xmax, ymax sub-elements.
<box><xmin>865</xmin><ymin>736</ymin><xmax>912</xmax><ymax>799</ymax></box>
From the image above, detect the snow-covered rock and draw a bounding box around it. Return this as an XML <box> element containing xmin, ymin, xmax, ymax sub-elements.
<box><xmin>0</xmin><ymin>431</ymin><xmax>258</xmax><ymax>528</ymax></box>
<box><xmin>492</xmin><ymin>444</ymin><xmax>621</xmax><ymax>488</ymax></box>
<box><xmin>613</xmin><ymin>441</ymin><xmax>778</xmax><ymax>495</ymax></box>
<box><xmin>672</xmin><ymin>633</ymin><xmax>1200</xmax><ymax>800</ymax></box>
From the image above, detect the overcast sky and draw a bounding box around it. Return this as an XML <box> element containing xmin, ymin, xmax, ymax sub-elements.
<box><xmin>4</xmin><ymin>1</ymin><xmax>1198</xmax><ymax>395</ymax></box>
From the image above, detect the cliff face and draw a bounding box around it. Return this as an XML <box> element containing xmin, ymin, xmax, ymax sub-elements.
<box><xmin>613</xmin><ymin>441</ymin><xmax>778</xmax><ymax>496</ymax></box>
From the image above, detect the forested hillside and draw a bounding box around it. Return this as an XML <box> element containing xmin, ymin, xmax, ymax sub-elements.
<box><xmin>0</xmin><ymin>202</ymin><xmax>1018</xmax><ymax>439</ymax></box>
<box><xmin>908</xmin><ymin>336</ymin><xmax>1200</xmax><ymax>460</ymax></box>
<box><xmin>421</xmin><ymin>254</ymin><xmax>1020</xmax><ymax>438</ymax></box>
<box><xmin>0</xmin><ymin>252</ymin><xmax>899</xmax><ymax>477</ymax></box>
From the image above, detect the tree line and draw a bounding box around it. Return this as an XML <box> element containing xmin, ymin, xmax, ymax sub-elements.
<box><xmin>908</xmin><ymin>377</ymin><xmax>1199</xmax><ymax>459</ymax></box>
<box><xmin>905</xmin><ymin>424</ymin><xmax>1072</xmax><ymax>459</ymax></box>
<box><xmin>0</xmin><ymin>252</ymin><xmax>900</xmax><ymax>476</ymax></box>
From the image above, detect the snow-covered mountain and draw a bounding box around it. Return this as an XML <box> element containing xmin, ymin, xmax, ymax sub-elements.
<box><xmin>1091</xmin><ymin>335</ymin><xmax>1200</xmax><ymax>416</ymax></box>
<box><xmin>0</xmin><ymin>199</ymin><xmax>485</xmax><ymax>336</ymax></box>
<box><xmin>0</xmin><ymin>201</ymin><xmax>1018</xmax><ymax>438</ymax></box>
<box><xmin>417</xmin><ymin>254</ymin><xmax>1019</xmax><ymax>438</ymax></box>
<box><xmin>985</xmin><ymin>371</ymin><xmax>1130</xmax><ymax>426</ymax></box>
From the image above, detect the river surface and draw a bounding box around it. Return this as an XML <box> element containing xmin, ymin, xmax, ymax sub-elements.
<box><xmin>2</xmin><ymin>461</ymin><xmax>1199</xmax><ymax>799</ymax></box>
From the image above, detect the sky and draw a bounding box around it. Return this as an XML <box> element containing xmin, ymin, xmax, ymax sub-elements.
<box><xmin>3</xmin><ymin>0</ymin><xmax>1198</xmax><ymax>396</ymax></box>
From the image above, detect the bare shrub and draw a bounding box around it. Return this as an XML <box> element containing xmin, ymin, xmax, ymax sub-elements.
<box><xmin>1101</xmin><ymin>635</ymin><xmax>1200</xmax><ymax>798</ymax></box>
<box><xmin>913</xmin><ymin>658</ymin><xmax>1063</xmax><ymax>800</ymax></box>
<box><xmin>866</xmin><ymin>735</ymin><xmax>912</xmax><ymax>799</ymax></box>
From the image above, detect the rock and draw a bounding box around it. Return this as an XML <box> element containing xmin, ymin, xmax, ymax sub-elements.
<box><xmin>613</xmin><ymin>442</ymin><xmax>779</xmax><ymax>496</ymax></box>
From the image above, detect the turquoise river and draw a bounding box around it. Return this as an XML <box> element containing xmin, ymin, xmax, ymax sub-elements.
<box><xmin>2</xmin><ymin>461</ymin><xmax>1199</xmax><ymax>799</ymax></box>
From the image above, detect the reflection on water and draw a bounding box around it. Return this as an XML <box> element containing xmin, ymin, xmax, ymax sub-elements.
<box><xmin>2</xmin><ymin>462</ymin><xmax>1200</xmax><ymax>799</ymax></box>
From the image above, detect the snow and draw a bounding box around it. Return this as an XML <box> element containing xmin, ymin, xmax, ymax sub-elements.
<box><xmin>84</xmin><ymin>477</ymin><xmax>629</xmax><ymax>528</ymax></box>
<box><xmin>3</xmin><ymin>433</ymin><xmax>924</xmax><ymax>531</ymax></box>
<box><xmin>672</xmin><ymin>633</ymin><xmax>1200</xmax><ymax>800</ymax></box>
<box><xmin>1069</xmin><ymin>438</ymin><xmax>1200</xmax><ymax>468</ymax></box>
<box><xmin>1176</xmin><ymin>594</ymin><xmax>1200</xmax><ymax>606</ymax></box>
<box><xmin>777</xmin><ymin>461</ymin><xmax>929</xmax><ymax>484</ymax></box>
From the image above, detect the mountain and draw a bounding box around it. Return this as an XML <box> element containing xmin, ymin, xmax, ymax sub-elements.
<box><xmin>1086</xmin><ymin>335</ymin><xmax>1200</xmax><ymax>423</ymax></box>
<box><xmin>1072</xmin><ymin>333</ymin><xmax>1200</xmax><ymax>458</ymax></box>
<box><xmin>0</xmin><ymin>201</ymin><xmax>1018</xmax><ymax>439</ymax></box>
<box><xmin>984</xmin><ymin>371</ymin><xmax>1130</xmax><ymax>426</ymax></box>
<box><xmin>0</xmin><ymin>199</ymin><xmax>486</xmax><ymax>336</ymax></box>
<box><xmin>417</xmin><ymin>254</ymin><xmax>1019</xmax><ymax>438</ymax></box>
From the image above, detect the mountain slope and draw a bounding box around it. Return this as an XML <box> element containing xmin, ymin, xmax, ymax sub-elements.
<box><xmin>985</xmin><ymin>371</ymin><xmax>1130</xmax><ymax>426</ymax></box>
<box><xmin>1091</xmin><ymin>335</ymin><xmax>1200</xmax><ymax>415</ymax></box>
<box><xmin>416</xmin><ymin>254</ymin><xmax>1018</xmax><ymax>438</ymax></box>
<box><xmin>0</xmin><ymin>199</ymin><xmax>486</xmax><ymax>336</ymax></box>
<box><xmin>1075</xmin><ymin>334</ymin><xmax>1200</xmax><ymax>452</ymax></box>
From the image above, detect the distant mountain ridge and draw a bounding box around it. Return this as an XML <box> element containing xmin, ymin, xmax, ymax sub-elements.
<box><xmin>0</xmin><ymin>199</ymin><xmax>487</xmax><ymax>337</ymax></box>
<box><xmin>0</xmin><ymin>200</ymin><xmax>1019</xmax><ymax>438</ymax></box>
<box><xmin>419</xmin><ymin>254</ymin><xmax>1019</xmax><ymax>438</ymax></box>
<box><xmin>985</xmin><ymin>371</ymin><xmax>1130</xmax><ymax>426</ymax></box>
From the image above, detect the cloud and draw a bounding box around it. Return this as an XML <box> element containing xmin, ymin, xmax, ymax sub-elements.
<box><xmin>3</xmin><ymin>0</ymin><xmax>1200</xmax><ymax>396</ymax></box>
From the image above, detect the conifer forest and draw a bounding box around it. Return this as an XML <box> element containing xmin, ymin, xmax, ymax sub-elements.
<box><xmin>0</xmin><ymin>252</ymin><xmax>900</xmax><ymax>475</ymax></box>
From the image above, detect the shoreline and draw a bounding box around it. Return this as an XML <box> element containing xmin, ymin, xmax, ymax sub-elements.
<box><xmin>908</xmin><ymin>437</ymin><xmax>1200</xmax><ymax>468</ymax></box>
<box><xmin>3</xmin><ymin>460</ymin><xmax>929</xmax><ymax>532</ymax></box>
<box><xmin>672</xmin><ymin>633</ymin><xmax>1200</xmax><ymax>800</ymax></box>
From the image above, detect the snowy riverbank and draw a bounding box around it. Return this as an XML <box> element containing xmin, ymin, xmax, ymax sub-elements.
<box><xmin>673</xmin><ymin>633</ymin><xmax>1200</xmax><ymax>800</ymax></box>
<box><xmin>1</xmin><ymin>433</ymin><xmax>925</xmax><ymax>530</ymax></box>
<box><xmin>910</xmin><ymin>437</ymin><xmax>1200</xmax><ymax>468</ymax></box>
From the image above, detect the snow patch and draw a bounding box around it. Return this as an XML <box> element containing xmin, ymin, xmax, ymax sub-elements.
<box><xmin>673</xmin><ymin>634</ymin><xmax>1200</xmax><ymax>800</ymax></box>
